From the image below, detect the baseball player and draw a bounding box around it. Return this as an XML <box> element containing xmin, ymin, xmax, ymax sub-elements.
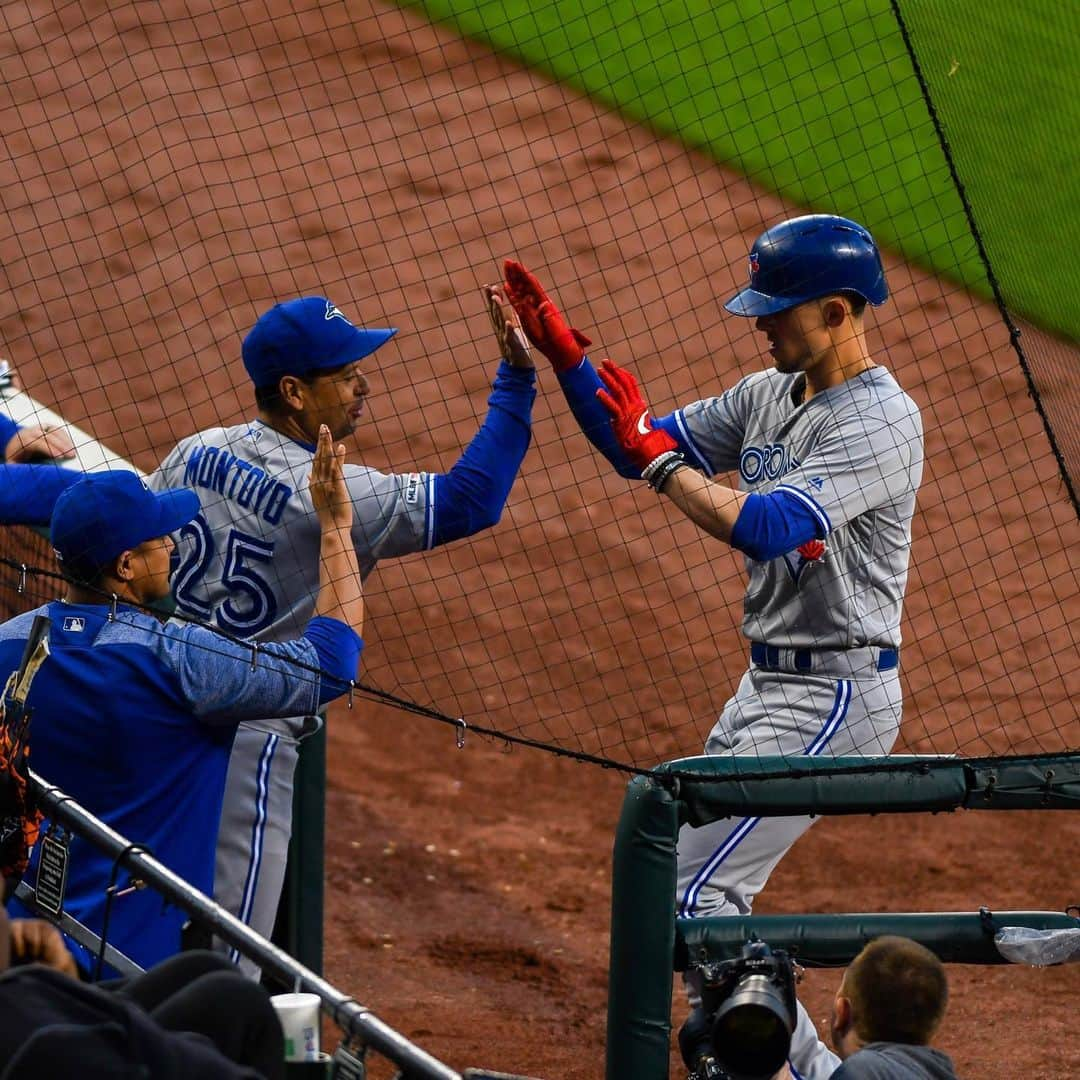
<box><xmin>1</xmin><ymin>428</ymin><xmax>364</xmax><ymax>975</ymax></box>
<box><xmin>504</xmin><ymin>215</ymin><xmax>924</xmax><ymax>1079</ymax></box>
<box><xmin>150</xmin><ymin>288</ymin><xmax>535</xmax><ymax>961</ymax></box>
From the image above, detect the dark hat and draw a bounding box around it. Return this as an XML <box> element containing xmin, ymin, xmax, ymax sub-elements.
<box><xmin>242</xmin><ymin>297</ymin><xmax>397</xmax><ymax>389</ymax></box>
<box><xmin>50</xmin><ymin>471</ymin><xmax>199</xmax><ymax>575</ymax></box>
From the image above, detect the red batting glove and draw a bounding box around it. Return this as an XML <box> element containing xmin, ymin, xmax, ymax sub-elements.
<box><xmin>595</xmin><ymin>359</ymin><xmax>677</xmax><ymax>472</ymax></box>
<box><xmin>503</xmin><ymin>260</ymin><xmax>592</xmax><ymax>373</ymax></box>
<box><xmin>797</xmin><ymin>539</ymin><xmax>826</xmax><ymax>561</ymax></box>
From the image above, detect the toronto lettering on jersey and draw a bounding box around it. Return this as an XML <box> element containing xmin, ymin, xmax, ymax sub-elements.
<box><xmin>183</xmin><ymin>445</ymin><xmax>292</xmax><ymax>524</ymax></box>
<box><xmin>739</xmin><ymin>443</ymin><xmax>801</xmax><ymax>485</ymax></box>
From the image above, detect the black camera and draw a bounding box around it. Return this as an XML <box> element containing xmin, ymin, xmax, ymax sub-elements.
<box><xmin>679</xmin><ymin>939</ymin><xmax>798</xmax><ymax>1080</ymax></box>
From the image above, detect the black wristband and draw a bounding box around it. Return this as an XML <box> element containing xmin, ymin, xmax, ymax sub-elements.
<box><xmin>642</xmin><ymin>450</ymin><xmax>687</xmax><ymax>492</ymax></box>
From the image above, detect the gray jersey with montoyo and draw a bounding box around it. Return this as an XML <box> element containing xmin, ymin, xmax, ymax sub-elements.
<box><xmin>151</xmin><ymin>419</ymin><xmax>432</xmax><ymax>643</ymax></box>
<box><xmin>674</xmin><ymin>365</ymin><xmax>924</xmax><ymax>649</ymax></box>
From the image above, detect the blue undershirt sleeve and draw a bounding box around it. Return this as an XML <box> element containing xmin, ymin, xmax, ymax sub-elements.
<box><xmin>0</xmin><ymin>415</ymin><xmax>19</xmax><ymax>459</ymax></box>
<box><xmin>556</xmin><ymin>357</ymin><xmax>695</xmax><ymax>479</ymax></box>
<box><xmin>431</xmin><ymin>360</ymin><xmax>536</xmax><ymax>546</ymax></box>
<box><xmin>0</xmin><ymin>464</ymin><xmax>85</xmax><ymax>525</ymax></box>
<box><xmin>301</xmin><ymin>615</ymin><xmax>364</xmax><ymax>707</ymax></box>
<box><xmin>729</xmin><ymin>489</ymin><xmax>826</xmax><ymax>561</ymax></box>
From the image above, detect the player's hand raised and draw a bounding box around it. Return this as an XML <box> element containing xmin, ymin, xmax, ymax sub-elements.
<box><xmin>503</xmin><ymin>261</ymin><xmax>592</xmax><ymax>373</ymax></box>
<box><xmin>596</xmin><ymin>359</ymin><xmax>678</xmax><ymax>472</ymax></box>
<box><xmin>482</xmin><ymin>283</ymin><xmax>533</xmax><ymax>369</ymax></box>
<box><xmin>309</xmin><ymin>425</ymin><xmax>352</xmax><ymax>532</ymax></box>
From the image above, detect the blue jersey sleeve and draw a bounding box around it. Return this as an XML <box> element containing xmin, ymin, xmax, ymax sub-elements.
<box><xmin>301</xmin><ymin>615</ymin><xmax>364</xmax><ymax>707</ymax></box>
<box><xmin>0</xmin><ymin>415</ymin><xmax>19</xmax><ymax>459</ymax></box>
<box><xmin>729</xmin><ymin>489</ymin><xmax>828</xmax><ymax>561</ymax></box>
<box><xmin>150</xmin><ymin>618</ymin><xmax>357</xmax><ymax>723</ymax></box>
<box><xmin>556</xmin><ymin>357</ymin><xmax>698</xmax><ymax>479</ymax></box>
<box><xmin>0</xmin><ymin>464</ymin><xmax>85</xmax><ymax>525</ymax></box>
<box><xmin>431</xmin><ymin>361</ymin><xmax>535</xmax><ymax>546</ymax></box>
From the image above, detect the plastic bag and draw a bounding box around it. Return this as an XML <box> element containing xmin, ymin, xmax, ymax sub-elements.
<box><xmin>994</xmin><ymin>926</ymin><xmax>1080</xmax><ymax>966</ymax></box>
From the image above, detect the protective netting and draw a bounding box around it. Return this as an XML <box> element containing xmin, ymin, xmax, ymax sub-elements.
<box><xmin>1</xmin><ymin>0</ymin><xmax>1076</xmax><ymax>771</ymax></box>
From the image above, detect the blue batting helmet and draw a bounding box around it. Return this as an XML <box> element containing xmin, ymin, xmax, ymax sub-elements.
<box><xmin>725</xmin><ymin>214</ymin><xmax>888</xmax><ymax>317</ymax></box>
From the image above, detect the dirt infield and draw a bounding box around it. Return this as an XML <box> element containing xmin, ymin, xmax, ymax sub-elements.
<box><xmin>3</xmin><ymin>1</ymin><xmax>1078</xmax><ymax>1077</ymax></box>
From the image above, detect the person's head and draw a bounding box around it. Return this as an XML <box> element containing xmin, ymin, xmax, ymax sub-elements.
<box><xmin>243</xmin><ymin>297</ymin><xmax>397</xmax><ymax>442</ymax></box>
<box><xmin>830</xmin><ymin>936</ymin><xmax>949</xmax><ymax>1059</ymax></box>
<box><xmin>50</xmin><ymin>471</ymin><xmax>199</xmax><ymax>604</ymax></box>
<box><xmin>725</xmin><ymin>214</ymin><xmax>887</xmax><ymax>376</ymax></box>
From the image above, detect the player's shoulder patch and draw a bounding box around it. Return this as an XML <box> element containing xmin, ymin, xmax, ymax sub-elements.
<box><xmin>404</xmin><ymin>472</ymin><xmax>422</xmax><ymax>505</ymax></box>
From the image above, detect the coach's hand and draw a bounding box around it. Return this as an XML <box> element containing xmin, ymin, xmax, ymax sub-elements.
<box><xmin>482</xmin><ymin>283</ymin><xmax>534</xmax><ymax>369</ymax></box>
<box><xmin>595</xmin><ymin>359</ymin><xmax>677</xmax><ymax>472</ymax></box>
<box><xmin>503</xmin><ymin>261</ymin><xmax>591</xmax><ymax>373</ymax></box>
<box><xmin>309</xmin><ymin>425</ymin><xmax>352</xmax><ymax>533</ymax></box>
<box><xmin>5</xmin><ymin>424</ymin><xmax>76</xmax><ymax>463</ymax></box>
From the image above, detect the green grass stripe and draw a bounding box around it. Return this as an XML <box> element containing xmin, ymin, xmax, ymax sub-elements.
<box><xmin>398</xmin><ymin>0</ymin><xmax>1077</xmax><ymax>342</ymax></box>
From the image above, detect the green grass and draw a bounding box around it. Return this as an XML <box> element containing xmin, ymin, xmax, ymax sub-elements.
<box><xmin>398</xmin><ymin>0</ymin><xmax>1079</xmax><ymax>342</ymax></box>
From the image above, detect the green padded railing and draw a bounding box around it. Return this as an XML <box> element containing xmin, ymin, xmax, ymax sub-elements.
<box><xmin>607</xmin><ymin>755</ymin><xmax>1080</xmax><ymax>1080</ymax></box>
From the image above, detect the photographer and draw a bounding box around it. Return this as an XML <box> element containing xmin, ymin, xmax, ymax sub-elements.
<box><xmin>680</xmin><ymin>939</ymin><xmax>806</xmax><ymax>1080</ymax></box>
<box><xmin>682</xmin><ymin>936</ymin><xmax>957</xmax><ymax>1080</ymax></box>
<box><xmin>829</xmin><ymin>936</ymin><xmax>957</xmax><ymax>1079</ymax></box>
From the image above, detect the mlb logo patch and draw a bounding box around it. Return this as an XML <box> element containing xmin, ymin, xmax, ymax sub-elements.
<box><xmin>749</xmin><ymin>252</ymin><xmax>760</xmax><ymax>279</ymax></box>
<box><xmin>404</xmin><ymin>473</ymin><xmax>422</xmax><ymax>505</ymax></box>
<box><xmin>62</xmin><ymin>616</ymin><xmax>85</xmax><ymax>632</ymax></box>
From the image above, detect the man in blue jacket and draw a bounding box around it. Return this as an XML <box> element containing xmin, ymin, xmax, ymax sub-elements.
<box><xmin>1</xmin><ymin>426</ymin><xmax>364</xmax><ymax>975</ymax></box>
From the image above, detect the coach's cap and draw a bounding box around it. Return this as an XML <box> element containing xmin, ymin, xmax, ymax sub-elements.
<box><xmin>51</xmin><ymin>470</ymin><xmax>199</xmax><ymax>576</ymax></box>
<box><xmin>242</xmin><ymin>297</ymin><xmax>397</xmax><ymax>389</ymax></box>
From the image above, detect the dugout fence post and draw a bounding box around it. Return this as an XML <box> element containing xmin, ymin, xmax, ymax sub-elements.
<box><xmin>606</xmin><ymin>774</ymin><xmax>680</xmax><ymax>1080</ymax></box>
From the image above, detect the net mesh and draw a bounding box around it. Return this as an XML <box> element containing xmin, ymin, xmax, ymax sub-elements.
<box><xmin>0</xmin><ymin>0</ymin><xmax>1076</xmax><ymax>772</ymax></box>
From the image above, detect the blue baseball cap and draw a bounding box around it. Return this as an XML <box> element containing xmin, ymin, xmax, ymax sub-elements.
<box><xmin>242</xmin><ymin>297</ymin><xmax>398</xmax><ymax>389</ymax></box>
<box><xmin>51</xmin><ymin>471</ymin><xmax>200</xmax><ymax>576</ymax></box>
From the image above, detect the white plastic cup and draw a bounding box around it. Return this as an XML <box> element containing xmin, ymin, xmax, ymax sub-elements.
<box><xmin>271</xmin><ymin>992</ymin><xmax>321</xmax><ymax>1062</ymax></box>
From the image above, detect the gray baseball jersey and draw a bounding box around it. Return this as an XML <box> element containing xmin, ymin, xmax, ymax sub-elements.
<box><xmin>149</xmin><ymin>420</ymin><xmax>432</xmax><ymax>961</ymax></box>
<box><xmin>151</xmin><ymin>420</ymin><xmax>431</xmax><ymax>642</ymax></box>
<box><xmin>673</xmin><ymin>364</ymin><xmax>924</xmax><ymax>979</ymax></box>
<box><xmin>674</xmin><ymin>365</ymin><xmax>924</xmax><ymax>649</ymax></box>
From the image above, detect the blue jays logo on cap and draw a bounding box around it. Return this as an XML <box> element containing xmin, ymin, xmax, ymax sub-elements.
<box><xmin>242</xmin><ymin>296</ymin><xmax>398</xmax><ymax>389</ymax></box>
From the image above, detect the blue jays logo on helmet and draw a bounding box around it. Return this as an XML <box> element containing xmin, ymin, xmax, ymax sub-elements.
<box><xmin>725</xmin><ymin>214</ymin><xmax>888</xmax><ymax>318</ymax></box>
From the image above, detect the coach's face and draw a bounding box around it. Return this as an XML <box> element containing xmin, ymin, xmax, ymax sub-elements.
<box><xmin>119</xmin><ymin>533</ymin><xmax>176</xmax><ymax>604</ymax></box>
<box><xmin>296</xmin><ymin>361</ymin><xmax>371</xmax><ymax>442</ymax></box>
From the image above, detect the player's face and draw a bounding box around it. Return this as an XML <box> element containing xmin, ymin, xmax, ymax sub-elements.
<box><xmin>299</xmin><ymin>361</ymin><xmax>371</xmax><ymax>441</ymax></box>
<box><xmin>755</xmin><ymin>298</ymin><xmax>839</xmax><ymax>374</ymax></box>
<box><xmin>125</xmin><ymin>534</ymin><xmax>176</xmax><ymax>603</ymax></box>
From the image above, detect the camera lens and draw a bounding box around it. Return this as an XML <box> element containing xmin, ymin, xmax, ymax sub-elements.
<box><xmin>711</xmin><ymin>974</ymin><xmax>793</xmax><ymax>1080</ymax></box>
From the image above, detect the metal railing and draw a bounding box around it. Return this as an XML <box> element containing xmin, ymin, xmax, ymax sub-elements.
<box><xmin>24</xmin><ymin>768</ymin><xmax>462</xmax><ymax>1080</ymax></box>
